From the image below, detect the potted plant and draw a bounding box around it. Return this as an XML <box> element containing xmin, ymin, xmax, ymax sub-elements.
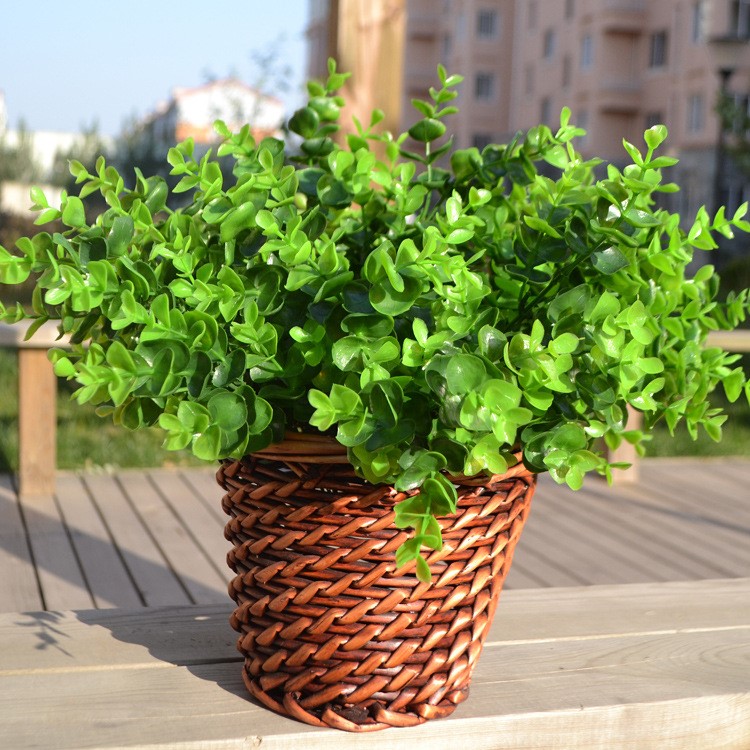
<box><xmin>1</xmin><ymin>61</ymin><xmax>749</xmax><ymax>731</ymax></box>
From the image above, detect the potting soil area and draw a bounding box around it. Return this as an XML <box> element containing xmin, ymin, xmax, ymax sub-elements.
<box><xmin>1</xmin><ymin>457</ymin><xmax>749</xmax><ymax>613</ymax></box>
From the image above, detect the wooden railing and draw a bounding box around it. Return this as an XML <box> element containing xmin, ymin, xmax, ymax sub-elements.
<box><xmin>2</xmin><ymin>322</ymin><xmax>750</xmax><ymax>495</ymax></box>
<box><xmin>0</xmin><ymin>320</ymin><xmax>68</xmax><ymax>495</ymax></box>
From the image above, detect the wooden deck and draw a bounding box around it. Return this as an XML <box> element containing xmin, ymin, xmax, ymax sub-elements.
<box><xmin>1</xmin><ymin>457</ymin><xmax>749</xmax><ymax>614</ymax></box>
<box><xmin>2</xmin><ymin>578</ymin><xmax>749</xmax><ymax>749</ymax></box>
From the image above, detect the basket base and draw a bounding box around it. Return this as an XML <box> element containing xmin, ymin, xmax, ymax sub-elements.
<box><xmin>242</xmin><ymin>665</ymin><xmax>470</xmax><ymax>732</ymax></box>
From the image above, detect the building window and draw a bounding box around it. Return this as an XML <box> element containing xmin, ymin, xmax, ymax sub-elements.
<box><xmin>472</xmin><ymin>133</ymin><xmax>494</xmax><ymax>150</ymax></box>
<box><xmin>577</xmin><ymin>109</ymin><xmax>589</xmax><ymax>146</ymax></box>
<box><xmin>442</xmin><ymin>33</ymin><xmax>452</xmax><ymax>58</ymax></box>
<box><xmin>581</xmin><ymin>34</ymin><xmax>593</xmax><ymax>69</ymax></box>
<box><xmin>543</xmin><ymin>28</ymin><xmax>556</xmax><ymax>58</ymax></box>
<box><xmin>562</xmin><ymin>55</ymin><xmax>572</xmax><ymax>87</ymax></box>
<box><xmin>477</xmin><ymin>9</ymin><xmax>498</xmax><ymax>38</ymax></box>
<box><xmin>649</xmin><ymin>30</ymin><xmax>668</xmax><ymax>68</ymax></box>
<box><xmin>475</xmin><ymin>72</ymin><xmax>495</xmax><ymax>100</ymax></box>
<box><xmin>524</xmin><ymin>64</ymin><xmax>535</xmax><ymax>96</ymax></box>
<box><xmin>730</xmin><ymin>0</ymin><xmax>750</xmax><ymax>37</ymax></box>
<box><xmin>565</xmin><ymin>0</ymin><xmax>575</xmax><ymax>19</ymax></box>
<box><xmin>540</xmin><ymin>97</ymin><xmax>552</xmax><ymax>124</ymax></box>
<box><xmin>691</xmin><ymin>1</ymin><xmax>707</xmax><ymax>43</ymax></box>
<box><xmin>528</xmin><ymin>0</ymin><xmax>537</xmax><ymax>30</ymax></box>
<box><xmin>687</xmin><ymin>93</ymin><xmax>705</xmax><ymax>133</ymax></box>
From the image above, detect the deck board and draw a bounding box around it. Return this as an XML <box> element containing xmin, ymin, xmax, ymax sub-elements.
<box><xmin>54</xmin><ymin>474</ymin><xmax>144</xmax><ymax>609</ymax></box>
<box><xmin>82</xmin><ymin>474</ymin><xmax>193</xmax><ymax>607</ymax></box>
<box><xmin>0</xmin><ymin>578</ymin><xmax>748</xmax><ymax>750</ymax></box>
<box><xmin>19</xmin><ymin>491</ymin><xmax>94</xmax><ymax>611</ymax></box>
<box><xmin>1</xmin><ymin>458</ymin><xmax>749</xmax><ymax>613</ymax></box>
<box><xmin>114</xmin><ymin>472</ymin><xmax>230</xmax><ymax>605</ymax></box>
<box><xmin>0</xmin><ymin>476</ymin><xmax>43</xmax><ymax>612</ymax></box>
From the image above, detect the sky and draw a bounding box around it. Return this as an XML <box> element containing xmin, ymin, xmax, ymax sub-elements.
<box><xmin>0</xmin><ymin>0</ymin><xmax>311</xmax><ymax>137</ymax></box>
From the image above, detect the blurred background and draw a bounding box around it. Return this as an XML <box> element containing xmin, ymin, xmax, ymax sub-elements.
<box><xmin>1</xmin><ymin>0</ymin><xmax>750</xmax><ymax>471</ymax></box>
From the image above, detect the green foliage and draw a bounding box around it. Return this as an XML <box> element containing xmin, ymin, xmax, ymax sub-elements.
<box><xmin>1</xmin><ymin>63</ymin><xmax>750</xmax><ymax>581</ymax></box>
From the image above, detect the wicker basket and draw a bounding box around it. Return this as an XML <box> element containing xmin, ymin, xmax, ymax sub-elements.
<box><xmin>217</xmin><ymin>433</ymin><xmax>537</xmax><ymax>732</ymax></box>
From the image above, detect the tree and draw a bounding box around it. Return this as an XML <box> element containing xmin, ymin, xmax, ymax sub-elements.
<box><xmin>0</xmin><ymin>120</ymin><xmax>42</xmax><ymax>185</ymax></box>
<box><xmin>48</xmin><ymin>122</ymin><xmax>110</xmax><ymax>190</ymax></box>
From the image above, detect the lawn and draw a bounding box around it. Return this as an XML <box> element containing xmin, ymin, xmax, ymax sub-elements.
<box><xmin>1</xmin><ymin>347</ymin><xmax>749</xmax><ymax>473</ymax></box>
<box><xmin>0</xmin><ymin>349</ymin><xmax>202</xmax><ymax>473</ymax></box>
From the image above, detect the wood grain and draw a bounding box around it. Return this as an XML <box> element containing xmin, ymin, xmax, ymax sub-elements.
<box><xmin>0</xmin><ymin>579</ymin><xmax>748</xmax><ymax>749</ymax></box>
<box><xmin>17</xmin><ymin>348</ymin><xmax>56</xmax><ymax>496</ymax></box>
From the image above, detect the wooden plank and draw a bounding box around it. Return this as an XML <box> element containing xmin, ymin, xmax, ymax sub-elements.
<box><xmin>610</xmin><ymin>476</ymin><xmax>750</xmax><ymax>574</ymax></box>
<box><xmin>1</xmin><ymin>579</ymin><xmax>747</xmax><ymax>673</ymax></box>
<box><xmin>532</xmin><ymin>479</ymin><xmax>711</xmax><ymax>582</ymax></box>
<box><xmin>147</xmin><ymin>469</ymin><xmax>232</xmax><ymax>579</ymax></box>
<box><xmin>54</xmin><ymin>474</ymin><xmax>143</xmax><ymax>609</ymax></box>
<box><xmin>606</xmin><ymin>406</ymin><xmax>642</xmax><ymax>484</ymax></box>
<box><xmin>508</xmin><ymin>524</ymin><xmax>590</xmax><ymax>587</ymax></box>
<box><xmin>19</xmin><ymin>492</ymin><xmax>93</xmax><ymax>611</ymax></box>
<box><xmin>82</xmin><ymin>474</ymin><xmax>192</xmax><ymax>607</ymax></box>
<box><xmin>517</xmin><ymin>488</ymin><xmax>659</xmax><ymax>585</ymax></box>
<box><xmin>0</xmin><ymin>579</ymin><xmax>748</xmax><ymax>749</ymax></box>
<box><xmin>706</xmin><ymin>328</ymin><xmax>750</xmax><ymax>351</ymax></box>
<box><xmin>640</xmin><ymin>459</ymin><xmax>750</xmax><ymax>521</ymax></box>
<box><xmin>178</xmin><ymin>466</ymin><xmax>229</xmax><ymax>525</ymax></box>
<box><xmin>0</xmin><ymin>319</ymin><xmax>68</xmax><ymax>348</ymax></box>
<box><xmin>17</xmin><ymin>348</ymin><xmax>56</xmax><ymax>496</ymax></box>
<box><xmin>0</xmin><ymin>605</ymin><xmax>237</xmax><ymax>672</ymax></box>
<box><xmin>0</xmin><ymin>476</ymin><xmax>43</xmax><ymax>613</ymax></box>
<box><xmin>115</xmin><ymin>472</ymin><xmax>230</xmax><ymax>605</ymax></box>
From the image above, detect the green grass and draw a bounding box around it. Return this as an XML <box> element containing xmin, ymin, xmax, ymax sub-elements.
<box><xmin>645</xmin><ymin>391</ymin><xmax>750</xmax><ymax>457</ymax></box>
<box><xmin>0</xmin><ymin>349</ymin><xmax>203</xmax><ymax>473</ymax></box>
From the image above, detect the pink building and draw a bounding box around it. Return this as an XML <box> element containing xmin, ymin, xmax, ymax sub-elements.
<box><xmin>308</xmin><ymin>0</ymin><xmax>750</xmax><ymax>240</ymax></box>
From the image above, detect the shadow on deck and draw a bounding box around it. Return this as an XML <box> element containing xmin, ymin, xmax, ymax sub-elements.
<box><xmin>1</xmin><ymin>457</ymin><xmax>749</xmax><ymax>613</ymax></box>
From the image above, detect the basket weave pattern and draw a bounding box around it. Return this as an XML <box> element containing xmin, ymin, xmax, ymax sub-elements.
<box><xmin>217</xmin><ymin>435</ymin><xmax>536</xmax><ymax>732</ymax></box>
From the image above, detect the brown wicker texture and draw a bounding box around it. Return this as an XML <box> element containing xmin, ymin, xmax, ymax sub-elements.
<box><xmin>217</xmin><ymin>434</ymin><xmax>537</xmax><ymax>732</ymax></box>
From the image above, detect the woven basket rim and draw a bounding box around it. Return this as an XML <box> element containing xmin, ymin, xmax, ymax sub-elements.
<box><xmin>251</xmin><ymin>431</ymin><xmax>350</xmax><ymax>462</ymax></box>
<box><xmin>246</xmin><ymin>432</ymin><xmax>532</xmax><ymax>480</ymax></box>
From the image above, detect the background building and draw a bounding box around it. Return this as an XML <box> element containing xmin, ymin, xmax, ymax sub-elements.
<box><xmin>307</xmin><ymin>0</ymin><xmax>750</xmax><ymax>260</ymax></box>
<box><xmin>123</xmin><ymin>78</ymin><xmax>286</xmax><ymax>166</ymax></box>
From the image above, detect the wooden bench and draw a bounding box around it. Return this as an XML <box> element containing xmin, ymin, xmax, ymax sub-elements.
<box><xmin>0</xmin><ymin>578</ymin><xmax>748</xmax><ymax>749</ymax></box>
<box><xmin>2</xmin><ymin>322</ymin><xmax>750</xmax><ymax>495</ymax></box>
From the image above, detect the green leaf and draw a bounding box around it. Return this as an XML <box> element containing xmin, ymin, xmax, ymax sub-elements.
<box><xmin>549</xmin><ymin>333</ymin><xmax>579</xmax><ymax>355</ymax></box>
<box><xmin>208</xmin><ymin>391</ymin><xmax>248</xmax><ymax>432</ymax></box>
<box><xmin>445</xmin><ymin>227</ymin><xmax>474</xmax><ymax>244</ymax></box>
<box><xmin>592</xmin><ymin>246</ymin><xmax>629</xmax><ymax>275</ymax></box>
<box><xmin>445</xmin><ymin>354</ymin><xmax>486</xmax><ymax>394</ymax></box>
<box><xmin>408</xmin><ymin>118</ymin><xmax>446</xmax><ymax>143</ymax></box>
<box><xmin>62</xmin><ymin>196</ymin><xmax>86</xmax><ymax>228</ymax></box>
<box><xmin>644</xmin><ymin>124</ymin><xmax>668</xmax><ymax>150</ymax></box>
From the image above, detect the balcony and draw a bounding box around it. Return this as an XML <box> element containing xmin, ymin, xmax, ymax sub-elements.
<box><xmin>407</xmin><ymin>12</ymin><xmax>440</xmax><ymax>40</ymax></box>
<box><xmin>596</xmin><ymin>79</ymin><xmax>643</xmax><ymax>113</ymax></box>
<box><xmin>601</xmin><ymin>0</ymin><xmax>647</xmax><ymax>34</ymax></box>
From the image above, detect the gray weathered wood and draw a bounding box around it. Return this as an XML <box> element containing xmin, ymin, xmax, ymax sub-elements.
<box><xmin>147</xmin><ymin>469</ymin><xmax>232</xmax><ymax>578</ymax></box>
<box><xmin>82</xmin><ymin>474</ymin><xmax>193</xmax><ymax>607</ymax></box>
<box><xmin>0</xmin><ymin>476</ymin><xmax>43</xmax><ymax>612</ymax></box>
<box><xmin>116</xmin><ymin>471</ymin><xmax>230</xmax><ymax>604</ymax></box>
<box><xmin>2</xmin><ymin>458</ymin><xmax>750</xmax><ymax>614</ymax></box>
<box><xmin>0</xmin><ymin>579</ymin><xmax>748</xmax><ymax>749</ymax></box>
<box><xmin>54</xmin><ymin>474</ymin><xmax>144</xmax><ymax>609</ymax></box>
<box><xmin>19</xmin><ymin>491</ymin><xmax>93</xmax><ymax>611</ymax></box>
